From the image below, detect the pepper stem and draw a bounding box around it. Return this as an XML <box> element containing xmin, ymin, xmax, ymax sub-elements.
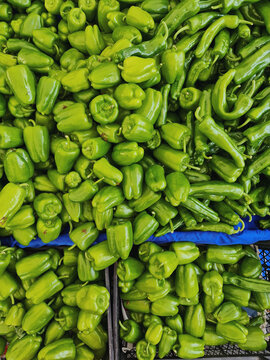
<box><xmin>195</xmin><ymin>107</ymin><xmax>203</xmax><ymax>122</ymax></box>
<box><xmin>239</xmin><ymin>218</ymin><xmax>245</xmax><ymax>232</ymax></box>
<box><xmin>58</xmin><ymin>257</ymin><xmax>64</xmax><ymax>266</ymax></box>
<box><xmin>81</xmin><ymin>281</ymin><xmax>89</xmax><ymax>287</ymax></box>
<box><xmin>247</xmin><ymin>212</ymin><xmax>253</xmax><ymax>223</ymax></box>
<box><xmin>84</xmin><ymin>252</ymin><xmax>92</xmax><ymax>262</ymax></box>
<box><xmin>264</xmin><ymin>333</ymin><xmax>270</xmax><ymax>338</ymax></box>
<box><xmin>118</xmin><ymin>64</ymin><xmax>124</xmax><ymax>70</ymax></box>
<box><xmin>76</xmin><ymin>343</ymin><xmax>85</xmax><ymax>349</ymax></box>
<box><xmin>187</xmin><ymin>164</ymin><xmax>201</xmax><ymax>171</ymax></box>
<box><xmin>10</xmin><ymin>294</ymin><xmax>14</xmax><ymax>305</ymax></box>
<box><xmin>237</xmin><ymin>138</ymin><xmax>248</xmax><ymax>146</ymax></box>
<box><xmin>237</xmin><ymin>118</ymin><xmax>251</xmax><ymax>129</ymax></box>
<box><xmin>169</xmin><ymin>219</ymin><xmax>174</xmax><ymax>233</ymax></box>
<box><xmin>119</xmin><ymin>321</ymin><xmax>128</xmax><ymax>332</ymax></box>
<box><xmin>203</xmin><ymin>153</ymin><xmax>212</xmax><ymax>160</ymax></box>
<box><xmin>211</xmin><ymin>4</ymin><xmax>222</xmax><ymax>9</ymax></box>
<box><xmin>68</xmin><ymin>221</ymin><xmax>73</xmax><ymax>234</ymax></box>
<box><xmin>239</xmin><ymin>19</ymin><xmax>253</xmax><ymax>26</ymax></box>
<box><xmin>29</xmin><ymin>119</ymin><xmax>36</xmax><ymax>127</ymax></box>
<box><xmin>173</xmin><ymin>25</ymin><xmax>189</xmax><ymax>40</ymax></box>
<box><xmin>68</xmin><ymin>244</ymin><xmax>76</xmax><ymax>252</ymax></box>
<box><xmin>183</xmin><ymin>138</ymin><xmax>186</xmax><ymax>153</ymax></box>
<box><xmin>212</xmin><ymin>54</ymin><xmax>219</xmax><ymax>66</ymax></box>
<box><xmin>94</xmin><ymin>177</ymin><xmax>104</xmax><ymax>184</ymax></box>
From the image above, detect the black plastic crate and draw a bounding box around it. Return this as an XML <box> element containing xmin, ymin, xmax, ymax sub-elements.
<box><xmin>113</xmin><ymin>244</ymin><xmax>270</xmax><ymax>360</ymax></box>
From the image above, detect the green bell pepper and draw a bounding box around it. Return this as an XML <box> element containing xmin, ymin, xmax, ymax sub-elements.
<box><xmin>151</xmin><ymin>295</ymin><xmax>180</xmax><ymax>317</ymax></box>
<box><xmin>216</xmin><ymin>321</ymin><xmax>248</xmax><ymax>344</ymax></box>
<box><xmin>6</xmin><ymin>335</ymin><xmax>42</xmax><ymax>360</ymax></box>
<box><xmin>89</xmin><ymin>62</ymin><xmax>121</xmax><ymax>89</ymax></box>
<box><xmin>145</xmin><ymin>164</ymin><xmax>166</xmax><ymax>192</ymax></box>
<box><xmin>37</xmin><ymin>338</ymin><xmax>76</xmax><ymax>360</ymax></box>
<box><xmin>5</xmin><ymin>303</ymin><xmax>25</xmax><ymax>327</ymax></box>
<box><xmin>0</xmin><ymin>126</ymin><xmax>23</xmax><ymax>149</ymax></box>
<box><xmin>0</xmin><ymin>183</ymin><xmax>26</xmax><ymax>228</ymax></box>
<box><xmin>170</xmin><ymin>242</ymin><xmax>200</xmax><ymax>264</ymax></box>
<box><xmin>107</xmin><ymin>221</ymin><xmax>133</xmax><ymax>260</ymax></box>
<box><xmin>69</xmin><ymin>222</ymin><xmax>99</xmax><ymax>251</ymax></box>
<box><xmin>184</xmin><ymin>303</ymin><xmax>205</xmax><ymax>338</ymax></box>
<box><xmin>214</xmin><ymin>301</ymin><xmax>242</xmax><ymax>323</ymax></box>
<box><xmin>176</xmin><ymin>264</ymin><xmax>199</xmax><ymax>298</ymax></box>
<box><xmin>117</xmin><ymin>257</ymin><xmax>144</xmax><ymax>282</ymax></box>
<box><xmin>6</xmin><ymin>65</ymin><xmax>35</xmax><ymax>105</ymax></box>
<box><xmin>77</xmin><ymin>310</ymin><xmax>101</xmax><ymax>333</ymax></box>
<box><xmin>4</xmin><ymin>148</ymin><xmax>34</xmax><ymax>183</ymax></box>
<box><xmin>78</xmin><ymin>251</ymin><xmax>99</xmax><ymax>282</ymax></box>
<box><xmin>136</xmin><ymin>339</ymin><xmax>156</xmax><ymax>360</ymax></box>
<box><xmin>112</xmin><ymin>142</ymin><xmax>144</xmax><ymax>166</ymax></box>
<box><xmin>76</xmin><ymin>284</ymin><xmax>110</xmax><ymax>315</ymax></box>
<box><xmin>44</xmin><ymin>320</ymin><xmax>65</xmax><ymax>345</ymax></box>
<box><xmin>22</xmin><ymin>302</ymin><xmax>54</xmax><ymax>334</ymax></box>
<box><xmin>133</xmin><ymin>211</ymin><xmax>159</xmax><ymax>245</ymax></box>
<box><xmin>203</xmin><ymin>324</ymin><xmax>228</xmax><ymax>346</ymax></box>
<box><xmin>26</xmin><ymin>270</ymin><xmax>64</xmax><ymax>304</ymax></box>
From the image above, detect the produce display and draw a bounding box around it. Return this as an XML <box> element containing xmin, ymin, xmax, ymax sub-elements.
<box><xmin>0</xmin><ymin>0</ymin><xmax>269</xmax><ymax>250</ymax></box>
<box><xmin>0</xmin><ymin>246</ymin><xmax>110</xmax><ymax>359</ymax></box>
<box><xmin>118</xmin><ymin>242</ymin><xmax>270</xmax><ymax>359</ymax></box>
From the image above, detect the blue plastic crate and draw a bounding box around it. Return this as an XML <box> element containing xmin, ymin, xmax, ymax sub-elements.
<box><xmin>1</xmin><ymin>216</ymin><xmax>270</xmax><ymax>248</ymax></box>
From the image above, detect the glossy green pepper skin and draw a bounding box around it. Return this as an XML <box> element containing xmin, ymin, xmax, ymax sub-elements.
<box><xmin>112</xmin><ymin>142</ymin><xmax>144</xmax><ymax>166</ymax></box>
<box><xmin>0</xmin><ymin>126</ymin><xmax>23</xmax><ymax>149</ymax></box>
<box><xmin>107</xmin><ymin>221</ymin><xmax>133</xmax><ymax>260</ymax></box>
<box><xmin>89</xmin><ymin>62</ymin><xmax>121</xmax><ymax>89</ymax></box>
<box><xmin>114</xmin><ymin>83</ymin><xmax>145</xmax><ymax>110</ymax></box>
<box><xmin>37</xmin><ymin>338</ymin><xmax>76</xmax><ymax>360</ymax></box>
<box><xmin>133</xmin><ymin>211</ymin><xmax>159</xmax><ymax>245</ymax></box>
<box><xmin>23</xmin><ymin>124</ymin><xmax>50</xmax><ymax>163</ymax></box>
<box><xmin>76</xmin><ymin>284</ymin><xmax>110</xmax><ymax>315</ymax></box>
<box><xmin>4</xmin><ymin>148</ymin><xmax>34</xmax><ymax>183</ymax></box>
<box><xmin>22</xmin><ymin>302</ymin><xmax>54</xmax><ymax>334</ymax></box>
<box><xmin>5</xmin><ymin>335</ymin><xmax>42</xmax><ymax>360</ymax></box>
<box><xmin>36</xmin><ymin>216</ymin><xmax>62</xmax><ymax>243</ymax></box>
<box><xmin>69</xmin><ymin>222</ymin><xmax>99</xmax><ymax>251</ymax></box>
<box><xmin>6</xmin><ymin>65</ymin><xmax>36</xmax><ymax>105</ymax></box>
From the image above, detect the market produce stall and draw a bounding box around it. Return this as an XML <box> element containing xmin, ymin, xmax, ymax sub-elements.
<box><xmin>0</xmin><ymin>0</ymin><xmax>270</xmax><ymax>358</ymax></box>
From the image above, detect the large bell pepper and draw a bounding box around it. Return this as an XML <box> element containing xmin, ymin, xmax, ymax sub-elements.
<box><xmin>16</xmin><ymin>250</ymin><xmax>59</xmax><ymax>280</ymax></box>
<box><xmin>93</xmin><ymin>158</ymin><xmax>122</xmax><ymax>186</ymax></box>
<box><xmin>77</xmin><ymin>310</ymin><xmax>101</xmax><ymax>333</ymax></box>
<box><xmin>107</xmin><ymin>221</ymin><xmax>133</xmax><ymax>260</ymax></box>
<box><xmin>176</xmin><ymin>264</ymin><xmax>199</xmax><ymax>299</ymax></box>
<box><xmin>69</xmin><ymin>222</ymin><xmax>99</xmax><ymax>251</ymax></box>
<box><xmin>117</xmin><ymin>258</ymin><xmax>144</xmax><ymax>282</ymax></box>
<box><xmin>151</xmin><ymin>295</ymin><xmax>180</xmax><ymax>317</ymax></box>
<box><xmin>158</xmin><ymin>326</ymin><xmax>177</xmax><ymax>359</ymax></box>
<box><xmin>22</xmin><ymin>302</ymin><xmax>54</xmax><ymax>334</ymax></box>
<box><xmin>0</xmin><ymin>183</ymin><xmax>25</xmax><ymax>228</ymax></box>
<box><xmin>216</xmin><ymin>321</ymin><xmax>248</xmax><ymax>343</ymax></box>
<box><xmin>92</xmin><ymin>185</ymin><xmax>124</xmax><ymax>212</ymax></box>
<box><xmin>76</xmin><ymin>284</ymin><xmax>110</xmax><ymax>315</ymax></box>
<box><xmin>128</xmin><ymin>185</ymin><xmax>161</xmax><ymax>212</ymax></box>
<box><xmin>149</xmin><ymin>198</ymin><xmax>178</xmax><ymax>226</ymax></box>
<box><xmin>239</xmin><ymin>256</ymin><xmax>262</xmax><ymax>278</ymax></box>
<box><xmin>206</xmin><ymin>245</ymin><xmax>246</xmax><ymax>264</ymax></box>
<box><xmin>145</xmin><ymin>323</ymin><xmax>163</xmax><ymax>345</ymax></box>
<box><xmin>78</xmin><ymin>324</ymin><xmax>107</xmax><ymax>352</ymax></box>
<box><xmin>148</xmin><ymin>251</ymin><xmax>178</xmax><ymax>279</ymax></box>
<box><xmin>86</xmin><ymin>240</ymin><xmax>119</xmax><ymax>270</ymax></box>
<box><xmin>44</xmin><ymin>320</ymin><xmax>65</xmax><ymax>345</ymax></box>
<box><xmin>136</xmin><ymin>339</ymin><xmax>156</xmax><ymax>360</ymax></box>
<box><xmin>238</xmin><ymin>326</ymin><xmax>269</xmax><ymax>351</ymax></box>
<box><xmin>175</xmin><ymin>334</ymin><xmax>205</xmax><ymax>359</ymax></box>
<box><xmin>170</xmin><ymin>242</ymin><xmax>200</xmax><ymax>265</ymax></box>
<box><xmin>133</xmin><ymin>211</ymin><xmax>159</xmax><ymax>245</ymax></box>
<box><xmin>5</xmin><ymin>335</ymin><xmax>42</xmax><ymax>360</ymax></box>
<box><xmin>37</xmin><ymin>338</ymin><xmax>76</xmax><ymax>360</ymax></box>
<box><xmin>26</xmin><ymin>271</ymin><xmax>63</xmax><ymax>304</ymax></box>
<box><xmin>6</xmin><ymin>65</ymin><xmax>35</xmax><ymax>105</ymax></box>
<box><xmin>56</xmin><ymin>306</ymin><xmax>79</xmax><ymax>331</ymax></box>
<box><xmin>223</xmin><ymin>284</ymin><xmax>251</xmax><ymax>307</ymax></box>
<box><xmin>93</xmin><ymin>207</ymin><xmax>113</xmax><ymax>231</ymax></box>
<box><xmin>119</xmin><ymin>319</ymin><xmax>143</xmax><ymax>343</ymax></box>
<box><xmin>23</xmin><ymin>122</ymin><xmax>50</xmax><ymax>163</ymax></box>
<box><xmin>36</xmin><ymin>76</ymin><xmax>61</xmax><ymax>115</ymax></box>
<box><xmin>213</xmin><ymin>301</ymin><xmax>242</xmax><ymax>323</ymax></box>
<box><xmin>203</xmin><ymin>324</ymin><xmax>228</xmax><ymax>346</ymax></box>
<box><xmin>89</xmin><ymin>62</ymin><xmax>121</xmax><ymax>89</ymax></box>
<box><xmin>202</xmin><ymin>270</ymin><xmax>223</xmax><ymax>297</ymax></box>
<box><xmin>36</xmin><ymin>217</ymin><xmax>62</xmax><ymax>243</ymax></box>
<box><xmin>54</xmin><ymin>137</ymin><xmax>80</xmax><ymax>174</ymax></box>
<box><xmin>5</xmin><ymin>303</ymin><xmax>25</xmax><ymax>327</ymax></box>
<box><xmin>34</xmin><ymin>193</ymin><xmax>62</xmax><ymax>220</ymax></box>
<box><xmin>122</xmin><ymin>114</ymin><xmax>155</xmax><ymax>143</ymax></box>
<box><xmin>112</xmin><ymin>142</ymin><xmax>144</xmax><ymax>166</ymax></box>
<box><xmin>138</xmin><ymin>242</ymin><xmax>163</xmax><ymax>263</ymax></box>
<box><xmin>4</xmin><ymin>148</ymin><xmax>34</xmax><ymax>183</ymax></box>
<box><xmin>153</xmin><ymin>144</ymin><xmax>190</xmax><ymax>172</ymax></box>
<box><xmin>114</xmin><ymin>83</ymin><xmax>145</xmax><ymax>110</ymax></box>
<box><xmin>122</xmin><ymin>164</ymin><xmax>144</xmax><ymax>200</ymax></box>
<box><xmin>18</xmin><ymin>48</ymin><xmax>53</xmax><ymax>74</ymax></box>
<box><xmin>0</xmin><ymin>126</ymin><xmax>23</xmax><ymax>149</ymax></box>
<box><xmin>55</xmin><ymin>103</ymin><xmax>92</xmax><ymax>133</ymax></box>
<box><xmin>145</xmin><ymin>164</ymin><xmax>166</xmax><ymax>193</ymax></box>
<box><xmin>184</xmin><ymin>303</ymin><xmax>205</xmax><ymax>338</ymax></box>
<box><xmin>0</xmin><ymin>271</ymin><xmax>18</xmax><ymax>301</ymax></box>
<box><xmin>78</xmin><ymin>251</ymin><xmax>99</xmax><ymax>282</ymax></box>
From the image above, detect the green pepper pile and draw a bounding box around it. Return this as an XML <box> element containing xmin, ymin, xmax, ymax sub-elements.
<box><xmin>0</xmin><ymin>0</ymin><xmax>270</xmax><ymax>246</ymax></box>
<box><xmin>0</xmin><ymin>246</ymin><xmax>110</xmax><ymax>359</ymax></box>
<box><xmin>117</xmin><ymin>242</ymin><xmax>270</xmax><ymax>359</ymax></box>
